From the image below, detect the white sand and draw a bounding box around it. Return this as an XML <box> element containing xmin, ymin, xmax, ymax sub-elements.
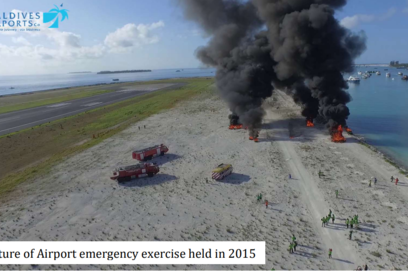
<box><xmin>1</xmin><ymin>90</ymin><xmax>408</xmax><ymax>270</ymax></box>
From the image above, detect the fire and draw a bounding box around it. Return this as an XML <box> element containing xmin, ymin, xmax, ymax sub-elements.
<box><xmin>229</xmin><ymin>124</ymin><xmax>243</xmax><ymax>130</ymax></box>
<box><xmin>331</xmin><ymin>125</ymin><xmax>346</xmax><ymax>143</ymax></box>
<box><xmin>306</xmin><ymin>118</ymin><xmax>314</xmax><ymax>127</ymax></box>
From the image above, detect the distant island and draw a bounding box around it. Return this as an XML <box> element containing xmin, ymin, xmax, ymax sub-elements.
<box><xmin>390</xmin><ymin>61</ymin><xmax>408</xmax><ymax>69</ymax></box>
<box><xmin>97</xmin><ymin>70</ymin><xmax>152</xmax><ymax>74</ymax></box>
<box><xmin>69</xmin><ymin>71</ymin><xmax>92</xmax><ymax>74</ymax></box>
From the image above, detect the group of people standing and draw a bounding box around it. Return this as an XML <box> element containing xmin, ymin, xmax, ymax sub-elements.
<box><xmin>346</xmin><ymin>215</ymin><xmax>359</xmax><ymax>229</ymax></box>
<box><xmin>390</xmin><ymin>176</ymin><xmax>399</xmax><ymax>185</ymax></box>
<box><xmin>321</xmin><ymin>209</ymin><xmax>335</xmax><ymax>227</ymax></box>
<box><xmin>256</xmin><ymin>193</ymin><xmax>269</xmax><ymax>208</ymax></box>
<box><xmin>370</xmin><ymin>176</ymin><xmax>400</xmax><ymax>187</ymax></box>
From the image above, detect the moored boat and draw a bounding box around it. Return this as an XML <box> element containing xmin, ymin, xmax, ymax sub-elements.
<box><xmin>347</xmin><ymin>76</ymin><xmax>360</xmax><ymax>83</ymax></box>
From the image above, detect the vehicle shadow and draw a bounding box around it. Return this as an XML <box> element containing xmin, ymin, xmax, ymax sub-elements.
<box><xmin>152</xmin><ymin>153</ymin><xmax>182</xmax><ymax>165</ymax></box>
<box><xmin>217</xmin><ymin>173</ymin><xmax>251</xmax><ymax>185</ymax></box>
<box><xmin>119</xmin><ymin>173</ymin><xmax>177</xmax><ymax>188</ymax></box>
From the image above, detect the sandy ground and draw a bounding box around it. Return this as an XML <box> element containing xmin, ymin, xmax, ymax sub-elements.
<box><xmin>1</xmin><ymin>90</ymin><xmax>408</xmax><ymax>270</ymax></box>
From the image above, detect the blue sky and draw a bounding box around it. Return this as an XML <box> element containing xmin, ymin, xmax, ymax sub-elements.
<box><xmin>0</xmin><ymin>0</ymin><xmax>407</xmax><ymax>75</ymax></box>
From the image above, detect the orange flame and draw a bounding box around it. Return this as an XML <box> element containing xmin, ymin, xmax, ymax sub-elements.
<box><xmin>306</xmin><ymin>119</ymin><xmax>314</xmax><ymax>127</ymax></box>
<box><xmin>332</xmin><ymin>125</ymin><xmax>346</xmax><ymax>143</ymax></box>
<box><xmin>249</xmin><ymin>136</ymin><xmax>254</xmax><ymax>140</ymax></box>
<box><xmin>229</xmin><ymin>124</ymin><xmax>243</xmax><ymax>130</ymax></box>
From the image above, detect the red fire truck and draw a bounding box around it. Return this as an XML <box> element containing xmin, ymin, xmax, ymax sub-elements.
<box><xmin>132</xmin><ymin>144</ymin><xmax>169</xmax><ymax>161</ymax></box>
<box><xmin>110</xmin><ymin>163</ymin><xmax>160</xmax><ymax>183</ymax></box>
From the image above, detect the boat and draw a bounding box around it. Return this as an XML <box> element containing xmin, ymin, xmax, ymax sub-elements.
<box><xmin>376</xmin><ymin>71</ymin><xmax>381</xmax><ymax>75</ymax></box>
<box><xmin>112</xmin><ymin>79</ymin><xmax>119</xmax><ymax>82</ymax></box>
<box><xmin>9</xmin><ymin>87</ymin><xmax>14</xmax><ymax>89</ymax></box>
<box><xmin>361</xmin><ymin>74</ymin><xmax>368</xmax><ymax>79</ymax></box>
<box><xmin>384</xmin><ymin>69</ymin><xmax>388</xmax><ymax>71</ymax></box>
<box><xmin>398</xmin><ymin>72</ymin><xmax>403</xmax><ymax>76</ymax></box>
<box><xmin>402</xmin><ymin>75</ymin><xmax>408</xmax><ymax>80</ymax></box>
<box><xmin>358</xmin><ymin>71</ymin><xmax>362</xmax><ymax>75</ymax></box>
<box><xmin>347</xmin><ymin>76</ymin><xmax>360</xmax><ymax>83</ymax></box>
<box><xmin>176</xmin><ymin>70</ymin><xmax>181</xmax><ymax>72</ymax></box>
<box><xmin>386</xmin><ymin>72</ymin><xmax>391</xmax><ymax>78</ymax></box>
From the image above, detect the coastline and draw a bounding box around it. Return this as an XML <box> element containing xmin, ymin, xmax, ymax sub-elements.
<box><xmin>0</xmin><ymin>76</ymin><xmax>214</xmax><ymax>98</ymax></box>
<box><xmin>1</xmin><ymin>75</ymin><xmax>406</xmax><ymax>180</ymax></box>
<box><xmin>355</xmin><ymin>135</ymin><xmax>408</xmax><ymax>176</ymax></box>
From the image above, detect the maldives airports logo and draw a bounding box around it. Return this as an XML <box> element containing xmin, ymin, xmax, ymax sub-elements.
<box><xmin>43</xmin><ymin>4</ymin><xmax>69</xmax><ymax>28</ymax></box>
<box><xmin>0</xmin><ymin>4</ymin><xmax>68</xmax><ymax>33</ymax></box>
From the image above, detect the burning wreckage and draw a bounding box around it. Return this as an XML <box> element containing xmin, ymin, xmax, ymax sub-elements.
<box><xmin>180</xmin><ymin>0</ymin><xmax>366</xmax><ymax>143</ymax></box>
<box><xmin>229</xmin><ymin>114</ymin><xmax>259</xmax><ymax>142</ymax></box>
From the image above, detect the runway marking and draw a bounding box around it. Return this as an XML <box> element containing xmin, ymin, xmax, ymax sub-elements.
<box><xmin>0</xmin><ymin>91</ymin><xmax>149</xmax><ymax>135</ymax></box>
<box><xmin>47</xmin><ymin>103</ymin><xmax>70</xmax><ymax>108</ymax></box>
<box><xmin>83</xmin><ymin>102</ymin><xmax>102</xmax><ymax>107</ymax></box>
<box><xmin>0</xmin><ymin>116</ymin><xmax>20</xmax><ymax>123</ymax></box>
<box><xmin>0</xmin><ymin>107</ymin><xmax>89</xmax><ymax>134</ymax></box>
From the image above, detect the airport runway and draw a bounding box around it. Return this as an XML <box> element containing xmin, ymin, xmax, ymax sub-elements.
<box><xmin>0</xmin><ymin>83</ymin><xmax>180</xmax><ymax>136</ymax></box>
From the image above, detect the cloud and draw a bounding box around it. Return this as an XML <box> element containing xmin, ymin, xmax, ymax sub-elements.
<box><xmin>104</xmin><ymin>21</ymin><xmax>165</xmax><ymax>52</ymax></box>
<box><xmin>11</xmin><ymin>36</ymin><xmax>31</xmax><ymax>46</ymax></box>
<box><xmin>379</xmin><ymin>7</ymin><xmax>397</xmax><ymax>20</ymax></box>
<box><xmin>340</xmin><ymin>8</ymin><xmax>396</xmax><ymax>29</ymax></box>
<box><xmin>45</xmin><ymin>30</ymin><xmax>81</xmax><ymax>48</ymax></box>
<box><xmin>0</xmin><ymin>43</ymin><xmax>105</xmax><ymax>61</ymax></box>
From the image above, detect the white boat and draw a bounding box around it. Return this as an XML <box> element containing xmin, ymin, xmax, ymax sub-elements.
<box><xmin>398</xmin><ymin>72</ymin><xmax>403</xmax><ymax>76</ymax></box>
<box><xmin>376</xmin><ymin>71</ymin><xmax>381</xmax><ymax>75</ymax></box>
<box><xmin>358</xmin><ymin>71</ymin><xmax>362</xmax><ymax>75</ymax></box>
<box><xmin>386</xmin><ymin>72</ymin><xmax>391</xmax><ymax>78</ymax></box>
<box><xmin>347</xmin><ymin>76</ymin><xmax>360</xmax><ymax>83</ymax></box>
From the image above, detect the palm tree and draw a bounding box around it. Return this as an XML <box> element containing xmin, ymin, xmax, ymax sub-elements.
<box><xmin>43</xmin><ymin>5</ymin><xmax>69</xmax><ymax>28</ymax></box>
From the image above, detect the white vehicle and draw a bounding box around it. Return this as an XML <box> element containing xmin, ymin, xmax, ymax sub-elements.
<box><xmin>386</xmin><ymin>72</ymin><xmax>391</xmax><ymax>78</ymax></box>
<box><xmin>347</xmin><ymin>76</ymin><xmax>360</xmax><ymax>83</ymax></box>
<box><xmin>376</xmin><ymin>71</ymin><xmax>381</xmax><ymax>75</ymax></box>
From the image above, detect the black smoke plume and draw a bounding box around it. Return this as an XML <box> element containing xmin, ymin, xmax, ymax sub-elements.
<box><xmin>179</xmin><ymin>0</ymin><xmax>275</xmax><ymax>135</ymax></box>
<box><xmin>179</xmin><ymin>0</ymin><xmax>366</xmax><ymax>133</ymax></box>
<box><xmin>253</xmin><ymin>0</ymin><xmax>366</xmax><ymax>129</ymax></box>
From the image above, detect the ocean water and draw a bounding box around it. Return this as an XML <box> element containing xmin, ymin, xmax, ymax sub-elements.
<box><xmin>346</xmin><ymin>67</ymin><xmax>408</xmax><ymax>168</ymax></box>
<box><xmin>0</xmin><ymin>68</ymin><xmax>216</xmax><ymax>96</ymax></box>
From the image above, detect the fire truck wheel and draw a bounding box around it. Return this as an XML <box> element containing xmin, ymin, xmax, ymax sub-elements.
<box><xmin>117</xmin><ymin>177</ymin><xmax>124</xmax><ymax>183</ymax></box>
<box><xmin>160</xmin><ymin>151</ymin><xmax>164</xmax><ymax>156</ymax></box>
<box><xmin>143</xmin><ymin>157</ymin><xmax>148</xmax><ymax>162</ymax></box>
<box><xmin>148</xmin><ymin>156</ymin><xmax>153</xmax><ymax>160</ymax></box>
<box><xmin>148</xmin><ymin>173</ymin><xmax>154</xmax><ymax>177</ymax></box>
